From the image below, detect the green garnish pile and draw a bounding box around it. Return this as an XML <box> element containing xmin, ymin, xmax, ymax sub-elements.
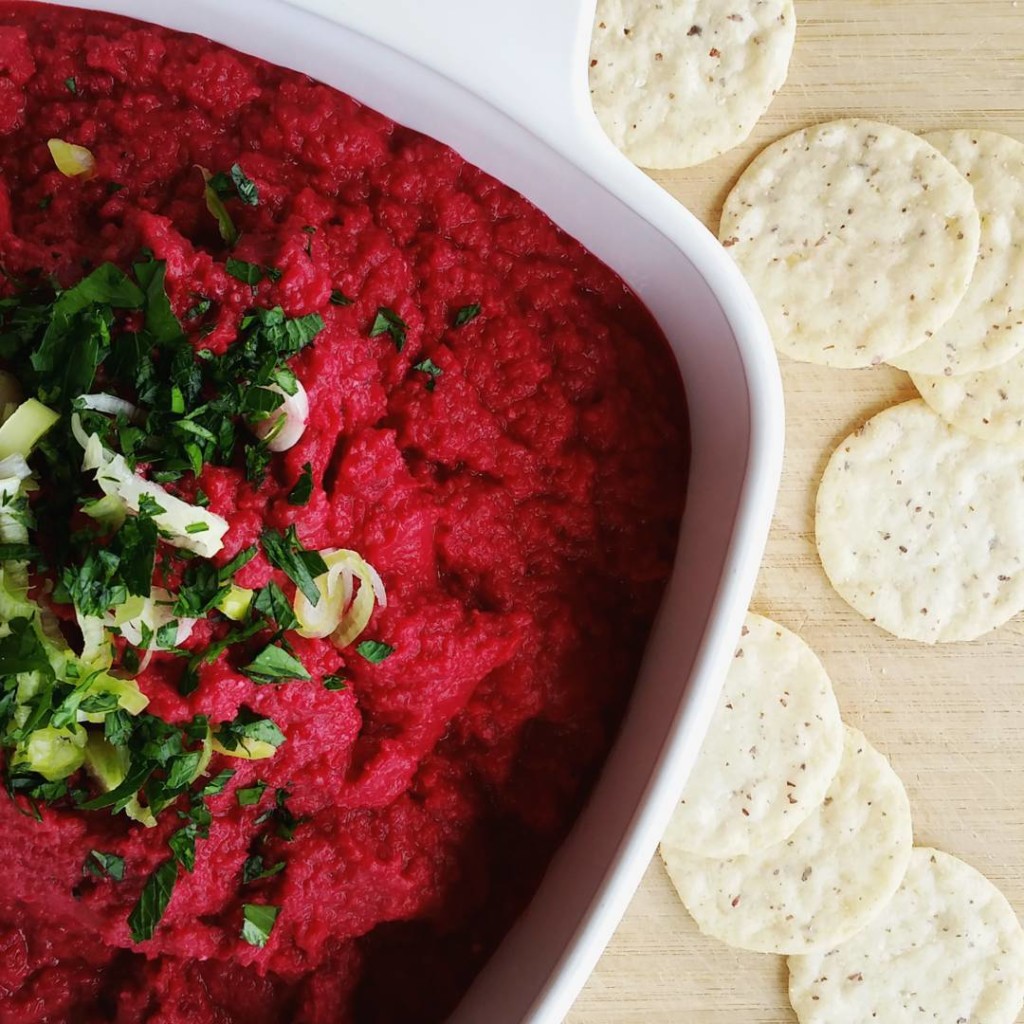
<box><xmin>0</xmin><ymin>251</ymin><xmax>336</xmax><ymax>944</ymax></box>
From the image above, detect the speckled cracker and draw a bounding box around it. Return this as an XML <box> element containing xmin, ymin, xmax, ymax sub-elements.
<box><xmin>788</xmin><ymin>848</ymin><xmax>1024</xmax><ymax>1024</ymax></box>
<box><xmin>661</xmin><ymin>727</ymin><xmax>912</xmax><ymax>954</ymax></box>
<box><xmin>912</xmin><ymin>352</ymin><xmax>1024</xmax><ymax>444</ymax></box>
<box><xmin>815</xmin><ymin>399</ymin><xmax>1024</xmax><ymax>643</ymax></box>
<box><xmin>589</xmin><ymin>0</ymin><xmax>795</xmax><ymax>170</ymax></box>
<box><xmin>719</xmin><ymin>119</ymin><xmax>981</xmax><ymax>368</ymax></box>
<box><xmin>891</xmin><ymin>130</ymin><xmax>1024</xmax><ymax>375</ymax></box>
<box><xmin>661</xmin><ymin>612</ymin><xmax>844</xmax><ymax>859</ymax></box>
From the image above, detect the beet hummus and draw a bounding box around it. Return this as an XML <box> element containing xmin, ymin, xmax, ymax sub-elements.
<box><xmin>0</xmin><ymin>4</ymin><xmax>688</xmax><ymax>1022</ymax></box>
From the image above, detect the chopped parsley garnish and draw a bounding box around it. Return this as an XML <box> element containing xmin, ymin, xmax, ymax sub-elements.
<box><xmin>242</xmin><ymin>853</ymin><xmax>286</xmax><ymax>885</ymax></box>
<box><xmin>453</xmin><ymin>303</ymin><xmax>481</xmax><ymax>327</ymax></box>
<box><xmin>329</xmin><ymin>289</ymin><xmax>352</xmax><ymax>307</ymax></box>
<box><xmin>0</xmin><ymin>254</ymin><xmax>392</xmax><ymax>954</ymax></box>
<box><xmin>242</xmin><ymin>643</ymin><xmax>310</xmax><ymax>685</ymax></box>
<box><xmin>252</xmin><ymin>582</ymin><xmax>298</xmax><ymax>631</ymax></box>
<box><xmin>412</xmin><ymin>358</ymin><xmax>442</xmax><ymax>391</ymax></box>
<box><xmin>255</xmin><ymin>786</ymin><xmax>305</xmax><ymax>842</ymax></box>
<box><xmin>215</xmin><ymin>707</ymin><xmax>286</xmax><ymax>756</ymax></box>
<box><xmin>168</xmin><ymin>825</ymin><xmax>198</xmax><ymax>872</ymax></box>
<box><xmin>287</xmin><ymin>462</ymin><xmax>314</xmax><ymax>506</ymax></box>
<box><xmin>202</xmin><ymin>769</ymin><xmax>235</xmax><ymax>796</ymax></box>
<box><xmin>84</xmin><ymin>849</ymin><xmax>125</xmax><ymax>881</ymax></box>
<box><xmin>356</xmin><ymin>640</ymin><xmax>394</xmax><ymax>664</ymax></box>
<box><xmin>236</xmin><ymin>781</ymin><xmax>268</xmax><ymax>807</ymax></box>
<box><xmin>64</xmin><ymin>76</ymin><xmax>78</xmax><ymax>95</ymax></box>
<box><xmin>201</xmin><ymin>169</ymin><xmax>238</xmax><ymax>246</ymax></box>
<box><xmin>261</xmin><ymin>526</ymin><xmax>328</xmax><ymax>606</ymax></box>
<box><xmin>184</xmin><ymin>297</ymin><xmax>211</xmax><ymax>321</ymax></box>
<box><xmin>128</xmin><ymin>859</ymin><xmax>178</xmax><ymax>943</ymax></box>
<box><xmin>241</xmin><ymin>903</ymin><xmax>279</xmax><ymax>948</ymax></box>
<box><xmin>226</xmin><ymin>259</ymin><xmax>267</xmax><ymax>286</ymax></box>
<box><xmin>218</xmin><ymin>545</ymin><xmax>258</xmax><ymax>582</ymax></box>
<box><xmin>369</xmin><ymin>307</ymin><xmax>408</xmax><ymax>352</ymax></box>
<box><xmin>230</xmin><ymin>164</ymin><xmax>259</xmax><ymax>207</ymax></box>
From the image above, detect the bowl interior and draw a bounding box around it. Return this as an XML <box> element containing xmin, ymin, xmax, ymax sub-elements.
<box><xmin>39</xmin><ymin>2</ymin><xmax>779</xmax><ymax>1020</ymax></box>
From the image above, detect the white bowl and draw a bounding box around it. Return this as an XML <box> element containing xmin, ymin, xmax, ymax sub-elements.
<box><xmin>47</xmin><ymin>0</ymin><xmax>785</xmax><ymax>1019</ymax></box>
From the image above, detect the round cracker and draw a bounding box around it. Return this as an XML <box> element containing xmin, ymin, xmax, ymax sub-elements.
<box><xmin>788</xmin><ymin>848</ymin><xmax>1024</xmax><ymax>1024</ymax></box>
<box><xmin>890</xmin><ymin>130</ymin><xmax>1024</xmax><ymax>375</ymax></box>
<box><xmin>661</xmin><ymin>612</ymin><xmax>844</xmax><ymax>859</ymax></box>
<box><xmin>913</xmin><ymin>352</ymin><xmax>1024</xmax><ymax>445</ymax></box>
<box><xmin>815</xmin><ymin>399</ymin><xmax>1024</xmax><ymax>643</ymax></box>
<box><xmin>589</xmin><ymin>0</ymin><xmax>796</xmax><ymax>170</ymax></box>
<box><xmin>660</xmin><ymin>726</ymin><xmax>913</xmax><ymax>955</ymax></box>
<box><xmin>719</xmin><ymin>119</ymin><xmax>981</xmax><ymax>368</ymax></box>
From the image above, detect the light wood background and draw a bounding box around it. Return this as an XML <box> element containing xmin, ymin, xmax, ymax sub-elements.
<box><xmin>568</xmin><ymin>2</ymin><xmax>1024</xmax><ymax>1021</ymax></box>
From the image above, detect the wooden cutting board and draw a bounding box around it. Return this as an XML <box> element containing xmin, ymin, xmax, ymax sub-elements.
<box><xmin>568</xmin><ymin>2</ymin><xmax>1024</xmax><ymax>1021</ymax></box>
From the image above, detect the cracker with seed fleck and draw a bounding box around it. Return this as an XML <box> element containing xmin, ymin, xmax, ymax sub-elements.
<box><xmin>589</xmin><ymin>0</ymin><xmax>795</xmax><ymax>169</ymax></box>
<box><xmin>816</xmin><ymin>399</ymin><xmax>1024</xmax><ymax>643</ymax></box>
<box><xmin>788</xmin><ymin>848</ymin><xmax>1024</xmax><ymax>1024</ymax></box>
<box><xmin>890</xmin><ymin>130</ymin><xmax>1024</xmax><ymax>375</ymax></box>
<box><xmin>719</xmin><ymin>119</ymin><xmax>981</xmax><ymax>368</ymax></box>
<box><xmin>661</xmin><ymin>612</ymin><xmax>844</xmax><ymax>859</ymax></box>
<box><xmin>661</xmin><ymin>727</ymin><xmax>912</xmax><ymax>954</ymax></box>
<box><xmin>912</xmin><ymin>353</ymin><xmax>1024</xmax><ymax>444</ymax></box>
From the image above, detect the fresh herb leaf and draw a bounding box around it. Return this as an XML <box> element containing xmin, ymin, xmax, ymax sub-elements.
<box><xmin>111</xmin><ymin>514</ymin><xmax>158</xmax><ymax>598</ymax></box>
<box><xmin>236</xmin><ymin>781</ymin><xmax>267</xmax><ymax>807</ymax></box>
<box><xmin>84</xmin><ymin>849</ymin><xmax>124</xmax><ymax>881</ymax></box>
<box><xmin>242</xmin><ymin>853</ymin><xmax>286</xmax><ymax>885</ymax></box>
<box><xmin>356</xmin><ymin>640</ymin><xmax>394</xmax><ymax>664</ymax></box>
<box><xmin>184</xmin><ymin>297</ymin><xmax>211</xmax><ymax>321</ymax></box>
<box><xmin>168</xmin><ymin>825</ymin><xmax>197</xmax><ymax>872</ymax></box>
<box><xmin>260</xmin><ymin>527</ymin><xmax>328</xmax><ymax>606</ymax></box>
<box><xmin>64</xmin><ymin>76</ymin><xmax>78</xmax><ymax>95</ymax></box>
<box><xmin>201</xmin><ymin>169</ymin><xmax>238</xmax><ymax>247</ymax></box>
<box><xmin>230</xmin><ymin>163</ymin><xmax>259</xmax><ymax>207</ymax></box>
<box><xmin>175</xmin><ymin>561</ymin><xmax>227</xmax><ymax>618</ymax></box>
<box><xmin>218</xmin><ymin>545</ymin><xmax>258</xmax><ymax>583</ymax></box>
<box><xmin>201</xmin><ymin>769</ymin><xmax>235</xmax><ymax>796</ymax></box>
<box><xmin>104</xmin><ymin>709</ymin><xmax>134</xmax><ymax>746</ymax></box>
<box><xmin>255</xmin><ymin>786</ymin><xmax>305</xmax><ymax>842</ymax></box>
<box><xmin>369</xmin><ymin>307</ymin><xmax>408</xmax><ymax>352</ymax></box>
<box><xmin>226</xmin><ymin>259</ymin><xmax>265</xmax><ymax>286</ymax></box>
<box><xmin>252</xmin><ymin>582</ymin><xmax>298</xmax><ymax>632</ymax></box>
<box><xmin>453</xmin><ymin>303</ymin><xmax>481</xmax><ymax>327</ymax></box>
<box><xmin>322</xmin><ymin>675</ymin><xmax>347</xmax><ymax>692</ymax></box>
<box><xmin>412</xmin><ymin>358</ymin><xmax>442</xmax><ymax>391</ymax></box>
<box><xmin>329</xmin><ymin>289</ymin><xmax>352</xmax><ymax>307</ymax></box>
<box><xmin>242</xmin><ymin>644</ymin><xmax>310</xmax><ymax>684</ymax></box>
<box><xmin>244</xmin><ymin>441</ymin><xmax>273</xmax><ymax>486</ymax></box>
<box><xmin>62</xmin><ymin>549</ymin><xmax>128</xmax><ymax>617</ymax></box>
<box><xmin>128</xmin><ymin>859</ymin><xmax>178</xmax><ymax>943</ymax></box>
<box><xmin>241</xmin><ymin>903</ymin><xmax>279</xmax><ymax>948</ymax></box>
<box><xmin>286</xmin><ymin>462</ymin><xmax>314</xmax><ymax>506</ymax></box>
<box><xmin>215</xmin><ymin>708</ymin><xmax>285</xmax><ymax>754</ymax></box>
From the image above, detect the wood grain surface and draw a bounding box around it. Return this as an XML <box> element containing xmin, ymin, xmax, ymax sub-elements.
<box><xmin>568</xmin><ymin>2</ymin><xmax>1024</xmax><ymax>1021</ymax></box>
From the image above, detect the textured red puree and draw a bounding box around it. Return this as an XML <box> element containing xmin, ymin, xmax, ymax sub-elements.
<box><xmin>0</xmin><ymin>4</ymin><xmax>688</xmax><ymax>1022</ymax></box>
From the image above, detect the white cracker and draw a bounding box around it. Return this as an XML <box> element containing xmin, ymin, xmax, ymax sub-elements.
<box><xmin>815</xmin><ymin>399</ymin><xmax>1024</xmax><ymax>643</ymax></box>
<box><xmin>589</xmin><ymin>0</ymin><xmax>795</xmax><ymax>169</ymax></box>
<box><xmin>661</xmin><ymin>727</ymin><xmax>912</xmax><ymax>954</ymax></box>
<box><xmin>661</xmin><ymin>612</ymin><xmax>844</xmax><ymax>858</ymax></box>
<box><xmin>912</xmin><ymin>353</ymin><xmax>1024</xmax><ymax>445</ymax></box>
<box><xmin>788</xmin><ymin>848</ymin><xmax>1024</xmax><ymax>1024</ymax></box>
<box><xmin>719</xmin><ymin>119</ymin><xmax>981</xmax><ymax>368</ymax></box>
<box><xmin>891</xmin><ymin>130</ymin><xmax>1024</xmax><ymax>375</ymax></box>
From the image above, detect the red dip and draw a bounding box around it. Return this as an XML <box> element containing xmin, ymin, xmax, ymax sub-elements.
<box><xmin>0</xmin><ymin>4</ymin><xmax>687</xmax><ymax>1022</ymax></box>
